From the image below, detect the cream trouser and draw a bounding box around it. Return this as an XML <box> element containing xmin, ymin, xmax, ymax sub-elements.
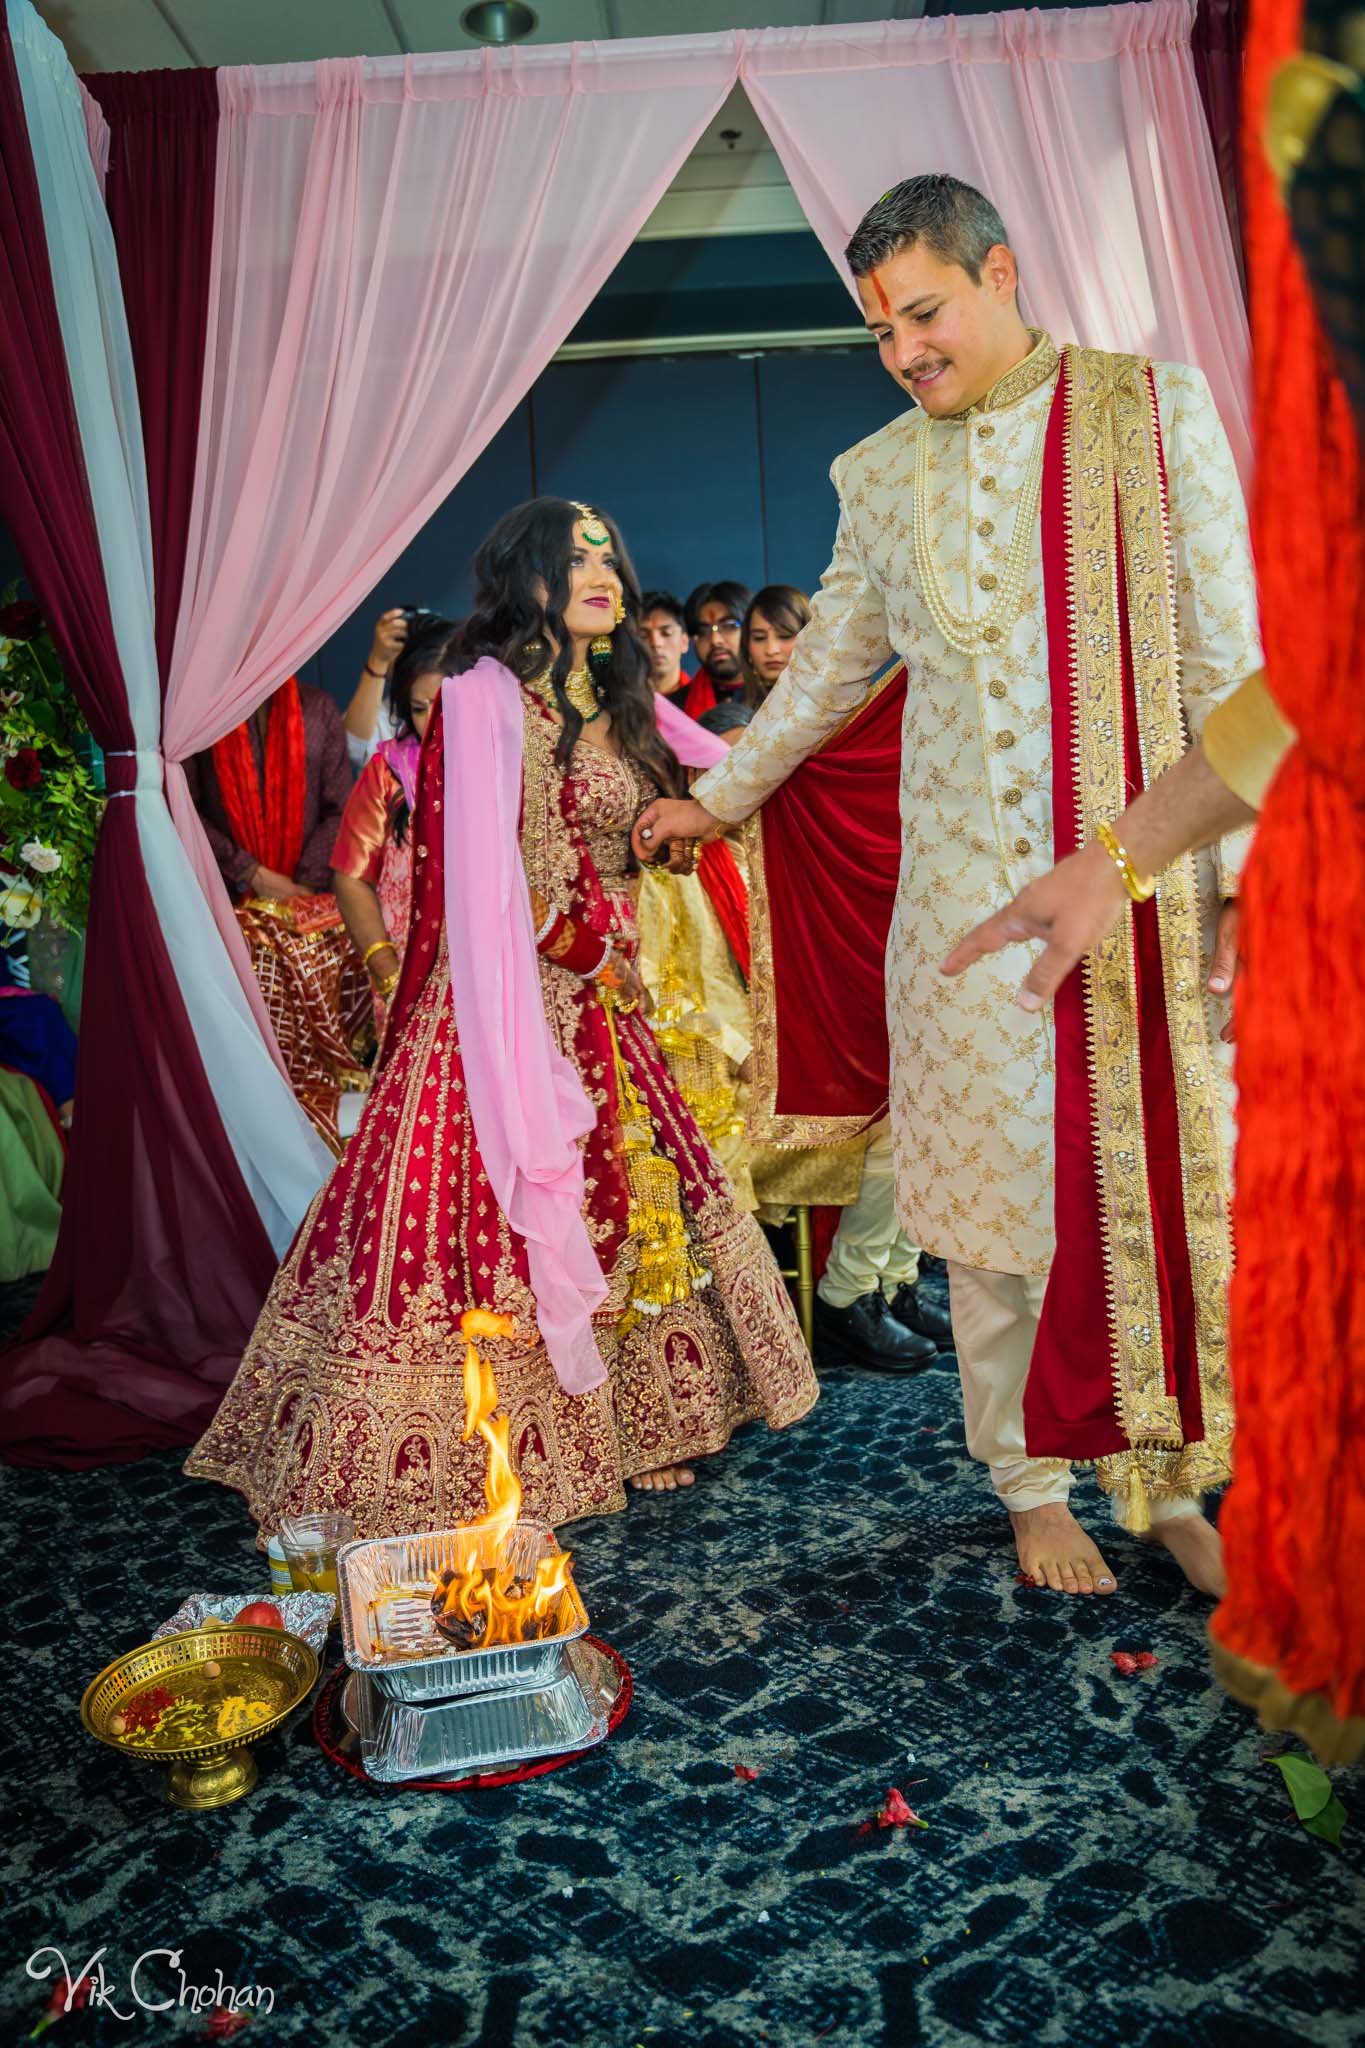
<box><xmin>817</xmin><ymin>1122</ymin><xmax>921</xmax><ymax>1309</ymax></box>
<box><xmin>945</xmin><ymin>1261</ymin><xmax>1201</xmax><ymax>1531</ymax></box>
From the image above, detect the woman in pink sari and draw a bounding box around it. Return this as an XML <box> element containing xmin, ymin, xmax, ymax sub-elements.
<box><xmin>186</xmin><ymin>499</ymin><xmax>817</xmax><ymax>1539</ymax></box>
<box><xmin>332</xmin><ymin>618</ymin><xmax>452</xmax><ymax>1039</ymax></box>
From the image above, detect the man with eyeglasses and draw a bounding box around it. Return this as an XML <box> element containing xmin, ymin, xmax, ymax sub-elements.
<box><xmin>682</xmin><ymin>580</ymin><xmax>751</xmax><ymax>720</ymax></box>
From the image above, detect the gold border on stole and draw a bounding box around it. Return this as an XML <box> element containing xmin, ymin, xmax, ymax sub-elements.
<box><xmin>1063</xmin><ymin>347</ymin><xmax>1235</xmax><ymax>1511</ymax></box>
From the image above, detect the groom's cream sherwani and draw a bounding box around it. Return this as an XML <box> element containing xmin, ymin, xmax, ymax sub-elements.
<box><xmin>694</xmin><ymin>334</ymin><xmax>1260</xmax><ymax>1280</ymax></box>
<box><xmin>694</xmin><ymin>332</ymin><xmax>1262</xmax><ymax>1524</ymax></box>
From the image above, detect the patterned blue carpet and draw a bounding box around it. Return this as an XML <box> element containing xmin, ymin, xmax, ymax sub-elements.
<box><xmin>3</xmin><ymin>1325</ymin><xmax>1362</xmax><ymax>2046</ymax></box>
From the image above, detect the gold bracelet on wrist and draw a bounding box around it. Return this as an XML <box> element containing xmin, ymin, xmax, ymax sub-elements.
<box><xmin>1096</xmin><ymin>820</ymin><xmax>1157</xmax><ymax>903</ymax></box>
<box><xmin>373</xmin><ymin>969</ymin><xmax>400</xmax><ymax>998</ymax></box>
<box><xmin>362</xmin><ymin>938</ymin><xmax>395</xmax><ymax>969</ymax></box>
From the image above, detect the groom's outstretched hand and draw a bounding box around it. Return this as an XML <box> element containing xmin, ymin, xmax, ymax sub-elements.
<box><xmin>939</xmin><ymin>840</ymin><xmax>1129</xmax><ymax>1011</ymax></box>
<box><xmin>631</xmin><ymin>796</ymin><xmax>722</xmax><ymax>869</ymax></box>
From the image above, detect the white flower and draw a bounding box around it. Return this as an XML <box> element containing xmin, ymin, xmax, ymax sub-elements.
<box><xmin>0</xmin><ymin>878</ymin><xmax>41</xmax><ymax>928</ymax></box>
<box><xmin>20</xmin><ymin>840</ymin><xmax>61</xmax><ymax>875</ymax></box>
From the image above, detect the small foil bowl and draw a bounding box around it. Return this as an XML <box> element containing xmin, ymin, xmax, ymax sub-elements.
<box><xmin>81</xmin><ymin>1626</ymin><xmax>319</xmax><ymax>1809</ymax></box>
<box><xmin>337</xmin><ymin>1521</ymin><xmax>588</xmax><ymax>1705</ymax></box>
<box><xmin>154</xmin><ymin>1591</ymin><xmax>335</xmax><ymax>1656</ymax></box>
<box><xmin>339</xmin><ymin>1637</ymin><xmax>617</xmax><ymax>1783</ymax></box>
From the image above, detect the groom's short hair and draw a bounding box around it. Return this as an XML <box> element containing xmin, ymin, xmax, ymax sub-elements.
<box><xmin>845</xmin><ymin>174</ymin><xmax>1010</xmax><ymax>286</ymax></box>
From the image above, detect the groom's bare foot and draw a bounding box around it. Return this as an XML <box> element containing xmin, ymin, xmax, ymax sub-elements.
<box><xmin>629</xmin><ymin>1464</ymin><xmax>696</xmax><ymax>1494</ymax></box>
<box><xmin>1010</xmin><ymin>1502</ymin><xmax>1118</xmax><ymax>1594</ymax></box>
<box><xmin>1142</xmin><ymin>1513</ymin><xmax>1226</xmax><ymax>1598</ymax></box>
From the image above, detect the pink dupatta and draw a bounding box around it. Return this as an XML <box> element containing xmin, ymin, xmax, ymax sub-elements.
<box><xmin>438</xmin><ymin>667</ymin><xmax>725</xmax><ymax>1396</ymax></box>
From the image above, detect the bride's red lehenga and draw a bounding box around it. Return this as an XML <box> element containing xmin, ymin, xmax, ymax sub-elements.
<box><xmin>186</xmin><ymin>686</ymin><xmax>818</xmax><ymax>1536</ymax></box>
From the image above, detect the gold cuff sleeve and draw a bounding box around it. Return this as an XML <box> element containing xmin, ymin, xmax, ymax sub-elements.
<box><xmin>1201</xmin><ymin>670</ymin><xmax>1296</xmax><ymax>814</ymax></box>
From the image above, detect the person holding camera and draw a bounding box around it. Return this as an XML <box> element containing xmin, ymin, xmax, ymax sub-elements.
<box><xmin>344</xmin><ymin>604</ymin><xmax>441</xmax><ymax>771</ymax></box>
<box><xmin>186</xmin><ymin>676</ymin><xmax>370</xmax><ymax>1153</ymax></box>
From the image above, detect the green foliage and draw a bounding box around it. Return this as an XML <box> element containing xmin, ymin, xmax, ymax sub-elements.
<box><xmin>0</xmin><ymin>592</ymin><xmax>105</xmax><ymax>935</ymax></box>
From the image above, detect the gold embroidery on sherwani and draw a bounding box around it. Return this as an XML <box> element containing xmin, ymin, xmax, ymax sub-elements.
<box><xmin>692</xmin><ymin>342</ymin><xmax>1258</xmax><ymax>1281</ymax></box>
<box><xmin>1063</xmin><ymin>346</ymin><xmax>1235</xmax><ymax>1501</ymax></box>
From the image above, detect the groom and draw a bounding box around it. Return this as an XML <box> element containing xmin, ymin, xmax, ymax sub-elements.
<box><xmin>634</xmin><ymin>174</ymin><xmax>1262</xmax><ymax>1598</ymax></box>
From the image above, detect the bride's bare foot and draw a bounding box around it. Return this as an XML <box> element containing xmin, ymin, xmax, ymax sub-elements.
<box><xmin>629</xmin><ymin>1464</ymin><xmax>696</xmax><ymax>1494</ymax></box>
<box><xmin>1010</xmin><ymin>1501</ymin><xmax>1118</xmax><ymax>1594</ymax></box>
<box><xmin>1142</xmin><ymin>1513</ymin><xmax>1226</xmax><ymax>1598</ymax></box>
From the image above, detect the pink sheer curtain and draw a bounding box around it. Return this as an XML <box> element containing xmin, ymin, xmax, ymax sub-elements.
<box><xmin>162</xmin><ymin>37</ymin><xmax>738</xmax><ymax>1037</ymax></box>
<box><xmin>739</xmin><ymin>0</ymin><xmax>1251</xmax><ymax>483</ymax></box>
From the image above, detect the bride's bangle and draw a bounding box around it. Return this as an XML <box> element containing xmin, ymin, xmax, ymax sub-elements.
<box><xmin>362</xmin><ymin>937</ymin><xmax>396</xmax><ymax>970</ymax></box>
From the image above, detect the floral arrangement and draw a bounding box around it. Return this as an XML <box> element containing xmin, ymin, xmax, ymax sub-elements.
<box><xmin>0</xmin><ymin>593</ymin><xmax>104</xmax><ymax>935</ymax></box>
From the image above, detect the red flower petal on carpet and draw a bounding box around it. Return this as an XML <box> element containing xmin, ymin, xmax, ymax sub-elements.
<box><xmin>734</xmin><ymin>1764</ymin><xmax>760</xmax><ymax>1781</ymax></box>
<box><xmin>203</xmin><ymin>2009</ymin><xmax>251</xmax><ymax>2039</ymax></box>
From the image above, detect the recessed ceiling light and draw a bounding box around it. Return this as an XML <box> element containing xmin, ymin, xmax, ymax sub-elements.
<box><xmin>461</xmin><ymin>2</ymin><xmax>538</xmax><ymax>43</ymax></box>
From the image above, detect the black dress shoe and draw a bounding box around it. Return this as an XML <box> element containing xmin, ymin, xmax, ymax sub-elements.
<box><xmin>813</xmin><ymin>1289</ymin><xmax>939</xmax><ymax>1373</ymax></box>
<box><xmin>887</xmin><ymin>1280</ymin><xmax>955</xmax><ymax>1351</ymax></box>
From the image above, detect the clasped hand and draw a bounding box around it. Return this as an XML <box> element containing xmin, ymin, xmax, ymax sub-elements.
<box><xmin>631</xmin><ymin>797</ymin><xmax>721</xmax><ymax>871</ymax></box>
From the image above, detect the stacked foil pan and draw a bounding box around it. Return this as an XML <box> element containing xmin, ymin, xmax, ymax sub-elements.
<box><xmin>336</xmin><ymin>1522</ymin><xmax>611</xmax><ymax>1783</ymax></box>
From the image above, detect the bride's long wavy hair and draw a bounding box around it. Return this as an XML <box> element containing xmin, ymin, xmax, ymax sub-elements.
<box><xmin>443</xmin><ymin>497</ymin><xmax>683</xmax><ymax>797</ymax></box>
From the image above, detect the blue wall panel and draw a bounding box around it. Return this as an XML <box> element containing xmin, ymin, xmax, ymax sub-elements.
<box><xmin>530</xmin><ymin>353</ymin><xmax>767</xmax><ymax>606</ymax></box>
<box><xmin>757</xmin><ymin>348</ymin><xmax>909</xmax><ymax>595</ymax></box>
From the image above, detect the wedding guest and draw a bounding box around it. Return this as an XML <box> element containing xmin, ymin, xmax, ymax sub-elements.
<box><xmin>681</xmin><ymin>580</ymin><xmax>751</xmax><ymax>719</ymax></box>
<box><xmin>333</xmin><ymin>617</ymin><xmax>453</xmax><ymax>1040</ymax></box>
<box><xmin>343</xmin><ymin>607</ymin><xmax>408</xmax><ymax>770</ymax></box>
<box><xmin>743</xmin><ymin>585</ymin><xmax>812</xmax><ymax>706</ymax></box>
<box><xmin>639</xmin><ymin>592</ymin><xmax>691</xmax><ymax>699</ymax></box>
<box><xmin>186</xmin><ymin>678</ymin><xmax>369</xmax><ymax>1153</ymax></box>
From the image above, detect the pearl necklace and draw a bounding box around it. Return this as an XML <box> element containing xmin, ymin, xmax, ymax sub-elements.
<box><xmin>911</xmin><ymin>400</ymin><xmax>1050</xmax><ymax>659</ymax></box>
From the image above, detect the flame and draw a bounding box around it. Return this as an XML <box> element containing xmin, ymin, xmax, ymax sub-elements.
<box><xmin>432</xmin><ymin>1311</ymin><xmax>575</xmax><ymax>1649</ymax></box>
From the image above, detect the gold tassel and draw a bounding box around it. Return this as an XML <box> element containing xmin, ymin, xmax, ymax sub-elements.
<box><xmin>1126</xmin><ymin>1461</ymin><xmax>1151</xmax><ymax>1536</ymax></box>
<box><xmin>600</xmin><ymin>991</ymin><xmax>711</xmax><ymax>1319</ymax></box>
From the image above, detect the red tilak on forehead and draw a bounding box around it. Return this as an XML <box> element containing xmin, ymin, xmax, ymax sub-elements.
<box><xmin>870</xmin><ymin>269</ymin><xmax>891</xmax><ymax>317</ymax></box>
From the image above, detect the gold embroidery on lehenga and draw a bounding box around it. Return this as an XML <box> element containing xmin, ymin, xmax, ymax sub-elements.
<box><xmin>185</xmin><ymin>690</ymin><xmax>817</xmax><ymax>1541</ymax></box>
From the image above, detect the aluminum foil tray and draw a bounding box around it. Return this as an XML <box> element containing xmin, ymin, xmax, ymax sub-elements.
<box><xmin>339</xmin><ymin>1638</ymin><xmax>616</xmax><ymax>1784</ymax></box>
<box><xmin>336</xmin><ymin>1521</ymin><xmax>589</xmax><ymax>1703</ymax></box>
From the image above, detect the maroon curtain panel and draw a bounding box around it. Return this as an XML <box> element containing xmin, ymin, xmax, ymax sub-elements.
<box><xmin>0</xmin><ymin>25</ymin><xmax>276</xmax><ymax>1468</ymax></box>
<box><xmin>1192</xmin><ymin>0</ymin><xmax>1249</xmax><ymax>290</ymax></box>
<box><xmin>84</xmin><ymin>68</ymin><xmax>219</xmax><ymax>686</ymax></box>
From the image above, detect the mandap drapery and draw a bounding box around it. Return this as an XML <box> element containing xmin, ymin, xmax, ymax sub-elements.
<box><xmin>0</xmin><ymin>3</ymin><xmax>279</xmax><ymax>1465</ymax></box>
<box><xmin>739</xmin><ymin>0</ymin><xmax>1251</xmax><ymax>484</ymax></box>
<box><xmin>0</xmin><ymin>1</ymin><xmax>1249</xmax><ymax>1465</ymax></box>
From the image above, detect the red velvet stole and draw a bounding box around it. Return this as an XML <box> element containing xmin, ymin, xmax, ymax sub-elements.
<box><xmin>681</xmin><ymin>668</ymin><xmax>748</xmax><ymax>721</ymax></box>
<box><xmin>697</xmin><ymin>839</ymin><xmax>751</xmax><ymax>984</ymax></box>
<box><xmin>210</xmin><ymin>676</ymin><xmax>306</xmax><ymax>880</ymax></box>
<box><xmin>1026</xmin><ymin>358</ymin><xmax>1204</xmax><ymax>1464</ymax></box>
<box><xmin>752</xmin><ymin>663</ymin><xmax>907</xmax><ymax>1128</ymax></box>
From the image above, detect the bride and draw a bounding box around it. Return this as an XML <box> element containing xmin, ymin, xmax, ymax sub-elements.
<box><xmin>186</xmin><ymin>498</ymin><xmax>818</xmax><ymax>1538</ymax></box>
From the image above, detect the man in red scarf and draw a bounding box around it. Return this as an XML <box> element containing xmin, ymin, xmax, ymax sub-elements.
<box><xmin>681</xmin><ymin>581</ymin><xmax>751</xmax><ymax>720</ymax></box>
<box><xmin>187</xmin><ymin>677</ymin><xmax>368</xmax><ymax>1152</ymax></box>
